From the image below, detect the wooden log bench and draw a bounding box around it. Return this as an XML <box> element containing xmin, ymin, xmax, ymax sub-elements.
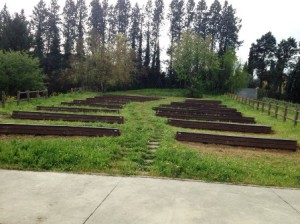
<box><xmin>99</xmin><ymin>95</ymin><xmax>162</xmax><ymax>102</ymax></box>
<box><xmin>61</xmin><ymin>102</ymin><xmax>123</xmax><ymax>109</ymax></box>
<box><xmin>36</xmin><ymin>106</ymin><xmax>119</xmax><ymax>113</ymax></box>
<box><xmin>85</xmin><ymin>98</ymin><xmax>130</xmax><ymax>104</ymax></box>
<box><xmin>153</xmin><ymin>107</ymin><xmax>241</xmax><ymax>116</ymax></box>
<box><xmin>168</xmin><ymin>119</ymin><xmax>271</xmax><ymax>134</ymax></box>
<box><xmin>175</xmin><ymin>132</ymin><xmax>297</xmax><ymax>151</ymax></box>
<box><xmin>156</xmin><ymin>111</ymin><xmax>256</xmax><ymax>124</ymax></box>
<box><xmin>12</xmin><ymin>111</ymin><xmax>124</xmax><ymax>124</ymax></box>
<box><xmin>0</xmin><ymin>124</ymin><xmax>120</xmax><ymax>137</ymax></box>
<box><xmin>163</xmin><ymin>103</ymin><xmax>228</xmax><ymax>109</ymax></box>
<box><xmin>185</xmin><ymin>99</ymin><xmax>223</xmax><ymax>105</ymax></box>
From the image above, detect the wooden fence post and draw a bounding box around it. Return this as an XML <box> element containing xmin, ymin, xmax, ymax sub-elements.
<box><xmin>45</xmin><ymin>89</ymin><xmax>48</xmax><ymax>99</ymax></box>
<box><xmin>256</xmin><ymin>101</ymin><xmax>260</xmax><ymax>110</ymax></box>
<box><xmin>17</xmin><ymin>91</ymin><xmax>21</xmax><ymax>106</ymax></box>
<box><xmin>294</xmin><ymin>110</ymin><xmax>299</xmax><ymax>127</ymax></box>
<box><xmin>275</xmin><ymin>103</ymin><xmax>279</xmax><ymax>119</ymax></box>
<box><xmin>26</xmin><ymin>90</ymin><xmax>30</xmax><ymax>101</ymax></box>
<box><xmin>261</xmin><ymin>102</ymin><xmax>265</xmax><ymax>112</ymax></box>
<box><xmin>283</xmin><ymin>106</ymin><xmax>288</xmax><ymax>122</ymax></box>
<box><xmin>268</xmin><ymin>102</ymin><xmax>272</xmax><ymax>116</ymax></box>
<box><xmin>1</xmin><ymin>91</ymin><xmax>5</xmax><ymax>108</ymax></box>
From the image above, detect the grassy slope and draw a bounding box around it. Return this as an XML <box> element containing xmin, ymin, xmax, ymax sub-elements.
<box><xmin>0</xmin><ymin>89</ymin><xmax>299</xmax><ymax>188</ymax></box>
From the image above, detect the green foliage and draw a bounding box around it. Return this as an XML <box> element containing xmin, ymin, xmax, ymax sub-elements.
<box><xmin>0</xmin><ymin>51</ymin><xmax>45</xmax><ymax>94</ymax></box>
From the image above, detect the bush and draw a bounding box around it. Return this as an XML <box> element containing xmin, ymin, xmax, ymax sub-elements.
<box><xmin>0</xmin><ymin>51</ymin><xmax>45</xmax><ymax>95</ymax></box>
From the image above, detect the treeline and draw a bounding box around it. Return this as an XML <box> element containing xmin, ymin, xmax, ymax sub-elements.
<box><xmin>0</xmin><ymin>0</ymin><xmax>243</xmax><ymax>95</ymax></box>
<box><xmin>248</xmin><ymin>32</ymin><xmax>300</xmax><ymax>103</ymax></box>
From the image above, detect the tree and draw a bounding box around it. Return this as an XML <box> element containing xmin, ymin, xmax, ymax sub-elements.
<box><xmin>115</xmin><ymin>0</ymin><xmax>131</xmax><ymax>35</ymax></box>
<box><xmin>0</xmin><ymin>4</ymin><xmax>11</xmax><ymax>50</ymax></box>
<box><xmin>286</xmin><ymin>57</ymin><xmax>300</xmax><ymax>103</ymax></box>
<box><xmin>273</xmin><ymin>37</ymin><xmax>297</xmax><ymax>96</ymax></box>
<box><xmin>218</xmin><ymin>1</ymin><xmax>242</xmax><ymax>55</ymax></box>
<box><xmin>31</xmin><ymin>0</ymin><xmax>48</xmax><ymax>62</ymax></box>
<box><xmin>0</xmin><ymin>51</ymin><xmax>45</xmax><ymax>95</ymax></box>
<box><xmin>248</xmin><ymin>32</ymin><xmax>277</xmax><ymax>87</ymax></box>
<box><xmin>193</xmin><ymin>0</ymin><xmax>208</xmax><ymax>39</ymax></box>
<box><xmin>107</xmin><ymin>4</ymin><xmax>117</xmax><ymax>43</ymax></box>
<box><xmin>207</xmin><ymin>0</ymin><xmax>222</xmax><ymax>52</ymax></box>
<box><xmin>130</xmin><ymin>3</ymin><xmax>141</xmax><ymax>50</ymax></box>
<box><xmin>89</xmin><ymin>0</ymin><xmax>104</xmax><ymax>41</ymax></box>
<box><xmin>144</xmin><ymin>0</ymin><xmax>152</xmax><ymax>70</ymax></box>
<box><xmin>63</xmin><ymin>0</ymin><xmax>77</xmax><ymax>68</ymax></box>
<box><xmin>185</xmin><ymin>0</ymin><xmax>195</xmax><ymax>29</ymax></box>
<box><xmin>75</xmin><ymin>0</ymin><xmax>88</xmax><ymax>59</ymax></box>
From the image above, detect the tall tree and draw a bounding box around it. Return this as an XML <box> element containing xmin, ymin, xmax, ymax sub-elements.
<box><xmin>63</xmin><ymin>0</ymin><xmax>77</xmax><ymax>67</ymax></box>
<box><xmin>185</xmin><ymin>0</ymin><xmax>195</xmax><ymax>29</ymax></box>
<box><xmin>107</xmin><ymin>4</ymin><xmax>117</xmax><ymax>43</ymax></box>
<box><xmin>130</xmin><ymin>3</ymin><xmax>141</xmax><ymax>50</ymax></box>
<box><xmin>75</xmin><ymin>0</ymin><xmax>88</xmax><ymax>59</ymax></box>
<box><xmin>0</xmin><ymin>4</ymin><xmax>12</xmax><ymax>50</ymax></box>
<box><xmin>89</xmin><ymin>0</ymin><xmax>104</xmax><ymax>40</ymax></box>
<box><xmin>31</xmin><ymin>0</ymin><xmax>48</xmax><ymax>62</ymax></box>
<box><xmin>193</xmin><ymin>0</ymin><xmax>208</xmax><ymax>39</ymax></box>
<box><xmin>207</xmin><ymin>0</ymin><xmax>222</xmax><ymax>52</ymax></box>
<box><xmin>248</xmin><ymin>32</ymin><xmax>277</xmax><ymax>87</ymax></box>
<box><xmin>218</xmin><ymin>1</ymin><xmax>242</xmax><ymax>55</ymax></box>
<box><xmin>115</xmin><ymin>0</ymin><xmax>131</xmax><ymax>35</ymax></box>
<box><xmin>286</xmin><ymin>57</ymin><xmax>300</xmax><ymax>103</ymax></box>
<box><xmin>273</xmin><ymin>37</ymin><xmax>297</xmax><ymax>96</ymax></box>
<box><xmin>144</xmin><ymin>0</ymin><xmax>152</xmax><ymax>69</ymax></box>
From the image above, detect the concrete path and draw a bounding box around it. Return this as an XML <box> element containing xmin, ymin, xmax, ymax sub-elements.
<box><xmin>1</xmin><ymin>170</ymin><xmax>300</xmax><ymax>224</ymax></box>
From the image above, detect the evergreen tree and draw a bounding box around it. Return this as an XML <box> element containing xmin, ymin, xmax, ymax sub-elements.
<box><xmin>144</xmin><ymin>0</ymin><xmax>152</xmax><ymax>69</ymax></box>
<box><xmin>130</xmin><ymin>3</ymin><xmax>141</xmax><ymax>50</ymax></box>
<box><xmin>63</xmin><ymin>0</ymin><xmax>77</xmax><ymax>67</ymax></box>
<box><xmin>248</xmin><ymin>32</ymin><xmax>277</xmax><ymax>87</ymax></box>
<box><xmin>273</xmin><ymin>37</ymin><xmax>297</xmax><ymax>96</ymax></box>
<box><xmin>107</xmin><ymin>4</ymin><xmax>117</xmax><ymax>43</ymax></box>
<box><xmin>218</xmin><ymin>1</ymin><xmax>242</xmax><ymax>55</ymax></box>
<box><xmin>115</xmin><ymin>0</ymin><xmax>131</xmax><ymax>35</ymax></box>
<box><xmin>89</xmin><ymin>0</ymin><xmax>104</xmax><ymax>40</ymax></box>
<box><xmin>286</xmin><ymin>57</ymin><xmax>300</xmax><ymax>103</ymax></box>
<box><xmin>207</xmin><ymin>0</ymin><xmax>222</xmax><ymax>52</ymax></box>
<box><xmin>185</xmin><ymin>0</ymin><xmax>195</xmax><ymax>29</ymax></box>
<box><xmin>75</xmin><ymin>0</ymin><xmax>88</xmax><ymax>59</ymax></box>
<box><xmin>194</xmin><ymin>0</ymin><xmax>208</xmax><ymax>39</ymax></box>
<box><xmin>101</xmin><ymin>0</ymin><xmax>109</xmax><ymax>42</ymax></box>
<box><xmin>0</xmin><ymin>4</ymin><xmax>12</xmax><ymax>50</ymax></box>
<box><xmin>31</xmin><ymin>0</ymin><xmax>48</xmax><ymax>65</ymax></box>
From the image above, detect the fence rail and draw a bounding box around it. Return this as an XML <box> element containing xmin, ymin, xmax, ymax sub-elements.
<box><xmin>1</xmin><ymin>90</ymin><xmax>48</xmax><ymax>108</ymax></box>
<box><xmin>227</xmin><ymin>93</ymin><xmax>299</xmax><ymax>127</ymax></box>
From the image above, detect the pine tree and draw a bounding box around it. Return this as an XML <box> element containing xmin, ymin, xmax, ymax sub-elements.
<box><xmin>185</xmin><ymin>0</ymin><xmax>195</xmax><ymax>29</ymax></box>
<box><xmin>218</xmin><ymin>1</ymin><xmax>242</xmax><ymax>55</ymax></box>
<box><xmin>31</xmin><ymin>0</ymin><xmax>48</xmax><ymax>65</ymax></box>
<box><xmin>130</xmin><ymin>3</ymin><xmax>141</xmax><ymax>50</ymax></box>
<box><xmin>194</xmin><ymin>0</ymin><xmax>208</xmax><ymax>39</ymax></box>
<box><xmin>144</xmin><ymin>0</ymin><xmax>152</xmax><ymax>69</ymax></box>
<box><xmin>207</xmin><ymin>0</ymin><xmax>222</xmax><ymax>52</ymax></box>
<box><xmin>89</xmin><ymin>0</ymin><xmax>103</xmax><ymax>40</ymax></box>
<box><xmin>75</xmin><ymin>0</ymin><xmax>88</xmax><ymax>59</ymax></box>
<box><xmin>63</xmin><ymin>0</ymin><xmax>76</xmax><ymax>67</ymax></box>
<box><xmin>0</xmin><ymin>4</ymin><xmax>12</xmax><ymax>50</ymax></box>
<box><xmin>107</xmin><ymin>4</ymin><xmax>117</xmax><ymax>43</ymax></box>
<box><xmin>115</xmin><ymin>0</ymin><xmax>131</xmax><ymax>35</ymax></box>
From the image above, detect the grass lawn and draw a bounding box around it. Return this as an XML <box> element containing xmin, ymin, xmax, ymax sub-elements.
<box><xmin>0</xmin><ymin>89</ymin><xmax>300</xmax><ymax>188</ymax></box>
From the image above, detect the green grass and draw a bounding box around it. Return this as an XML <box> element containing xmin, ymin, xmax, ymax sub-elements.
<box><xmin>0</xmin><ymin>89</ymin><xmax>300</xmax><ymax>188</ymax></box>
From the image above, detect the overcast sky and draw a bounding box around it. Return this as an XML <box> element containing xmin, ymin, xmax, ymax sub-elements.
<box><xmin>1</xmin><ymin>0</ymin><xmax>300</xmax><ymax>64</ymax></box>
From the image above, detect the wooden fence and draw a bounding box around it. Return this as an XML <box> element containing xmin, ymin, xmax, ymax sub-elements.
<box><xmin>226</xmin><ymin>93</ymin><xmax>299</xmax><ymax>127</ymax></box>
<box><xmin>1</xmin><ymin>90</ymin><xmax>48</xmax><ymax>108</ymax></box>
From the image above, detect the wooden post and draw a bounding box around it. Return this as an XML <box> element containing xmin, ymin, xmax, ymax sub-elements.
<box><xmin>1</xmin><ymin>91</ymin><xmax>5</xmax><ymax>108</ymax></box>
<box><xmin>268</xmin><ymin>103</ymin><xmax>272</xmax><ymax>116</ymax></box>
<box><xmin>275</xmin><ymin>103</ymin><xmax>279</xmax><ymax>119</ymax></box>
<box><xmin>26</xmin><ymin>90</ymin><xmax>30</xmax><ymax>101</ymax></box>
<box><xmin>36</xmin><ymin>91</ymin><xmax>40</xmax><ymax>98</ymax></box>
<box><xmin>17</xmin><ymin>91</ymin><xmax>21</xmax><ymax>106</ymax></box>
<box><xmin>45</xmin><ymin>89</ymin><xmax>48</xmax><ymax>98</ymax></box>
<box><xmin>256</xmin><ymin>101</ymin><xmax>260</xmax><ymax>110</ymax></box>
<box><xmin>294</xmin><ymin>110</ymin><xmax>299</xmax><ymax>127</ymax></box>
<box><xmin>262</xmin><ymin>102</ymin><xmax>265</xmax><ymax>112</ymax></box>
<box><xmin>283</xmin><ymin>106</ymin><xmax>288</xmax><ymax>122</ymax></box>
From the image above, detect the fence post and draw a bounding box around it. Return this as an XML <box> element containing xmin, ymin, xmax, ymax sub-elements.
<box><xmin>1</xmin><ymin>91</ymin><xmax>5</xmax><ymax>108</ymax></box>
<box><xmin>268</xmin><ymin>102</ymin><xmax>272</xmax><ymax>116</ymax></box>
<box><xmin>45</xmin><ymin>89</ymin><xmax>48</xmax><ymax>99</ymax></box>
<box><xmin>275</xmin><ymin>103</ymin><xmax>279</xmax><ymax>119</ymax></box>
<box><xmin>36</xmin><ymin>91</ymin><xmax>40</xmax><ymax>98</ymax></box>
<box><xmin>294</xmin><ymin>110</ymin><xmax>299</xmax><ymax>127</ymax></box>
<box><xmin>17</xmin><ymin>91</ymin><xmax>21</xmax><ymax>106</ymax></box>
<box><xmin>256</xmin><ymin>101</ymin><xmax>260</xmax><ymax>110</ymax></box>
<box><xmin>283</xmin><ymin>106</ymin><xmax>288</xmax><ymax>122</ymax></box>
<box><xmin>261</xmin><ymin>102</ymin><xmax>265</xmax><ymax>112</ymax></box>
<box><xmin>26</xmin><ymin>90</ymin><xmax>30</xmax><ymax>101</ymax></box>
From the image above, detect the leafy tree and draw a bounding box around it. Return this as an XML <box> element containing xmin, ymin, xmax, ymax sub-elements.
<box><xmin>63</xmin><ymin>0</ymin><xmax>77</xmax><ymax>68</ymax></box>
<box><xmin>0</xmin><ymin>51</ymin><xmax>45</xmax><ymax>95</ymax></box>
<box><xmin>286</xmin><ymin>58</ymin><xmax>300</xmax><ymax>103</ymax></box>
<box><xmin>31</xmin><ymin>0</ymin><xmax>48</xmax><ymax>62</ymax></box>
<box><xmin>228</xmin><ymin>63</ymin><xmax>249</xmax><ymax>93</ymax></box>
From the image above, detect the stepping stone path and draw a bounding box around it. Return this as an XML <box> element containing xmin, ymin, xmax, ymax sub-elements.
<box><xmin>144</xmin><ymin>139</ymin><xmax>160</xmax><ymax>166</ymax></box>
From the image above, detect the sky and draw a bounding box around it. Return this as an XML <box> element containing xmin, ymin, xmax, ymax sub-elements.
<box><xmin>1</xmin><ymin>0</ymin><xmax>300</xmax><ymax>65</ymax></box>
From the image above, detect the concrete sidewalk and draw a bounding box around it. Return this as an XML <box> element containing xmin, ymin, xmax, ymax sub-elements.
<box><xmin>0</xmin><ymin>170</ymin><xmax>300</xmax><ymax>224</ymax></box>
